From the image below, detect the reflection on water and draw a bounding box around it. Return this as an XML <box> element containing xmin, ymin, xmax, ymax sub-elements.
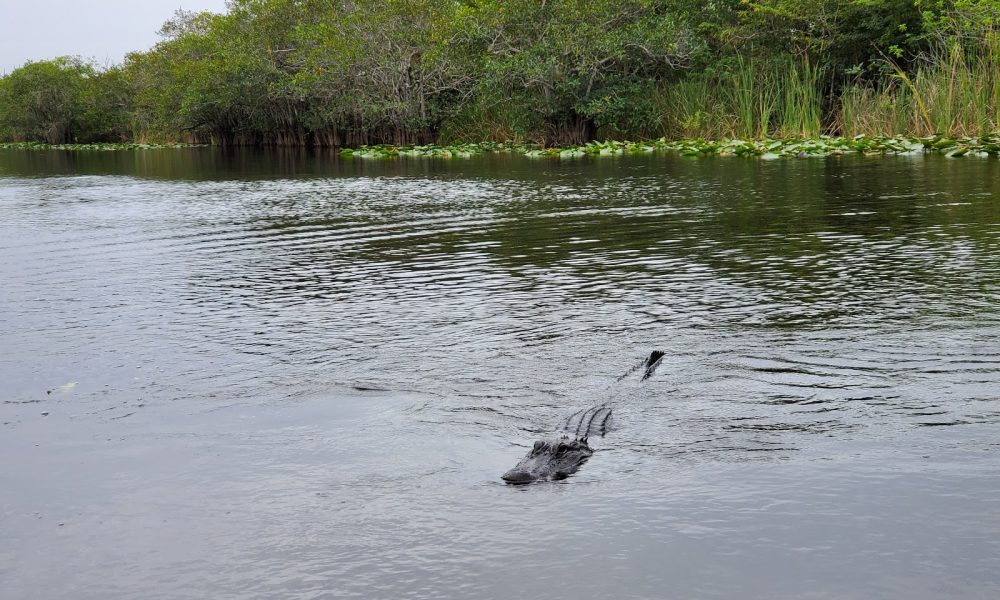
<box><xmin>1</xmin><ymin>149</ymin><xmax>999</xmax><ymax>599</ymax></box>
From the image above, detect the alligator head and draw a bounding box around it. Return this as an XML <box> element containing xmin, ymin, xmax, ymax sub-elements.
<box><xmin>501</xmin><ymin>437</ymin><xmax>594</xmax><ymax>484</ymax></box>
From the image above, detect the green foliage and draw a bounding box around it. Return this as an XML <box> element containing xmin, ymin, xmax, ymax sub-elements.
<box><xmin>289</xmin><ymin>0</ymin><xmax>465</xmax><ymax>145</ymax></box>
<box><xmin>2</xmin><ymin>0</ymin><xmax>1000</xmax><ymax>145</ymax></box>
<box><xmin>918</xmin><ymin>0</ymin><xmax>1000</xmax><ymax>40</ymax></box>
<box><xmin>125</xmin><ymin>7</ymin><xmax>301</xmax><ymax>144</ymax></box>
<box><xmin>0</xmin><ymin>57</ymin><xmax>129</xmax><ymax>143</ymax></box>
<box><xmin>450</xmin><ymin>0</ymin><xmax>704</xmax><ymax>144</ymax></box>
<box><xmin>731</xmin><ymin>0</ymin><xmax>925</xmax><ymax>76</ymax></box>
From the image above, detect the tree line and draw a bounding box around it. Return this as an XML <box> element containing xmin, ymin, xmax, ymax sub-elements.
<box><xmin>2</xmin><ymin>0</ymin><xmax>998</xmax><ymax>146</ymax></box>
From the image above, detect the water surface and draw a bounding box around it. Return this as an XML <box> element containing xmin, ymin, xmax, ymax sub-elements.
<box><xmin>2</xmin><ymin>148</ymin><xmax>999</xmax><ymax>599</ymax></box>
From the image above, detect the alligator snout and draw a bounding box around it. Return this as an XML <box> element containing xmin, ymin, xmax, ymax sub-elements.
<box><xmin>501</xmin><ymin>437</ymin><xmax>593</xmax><ymax>484</ymax></box>
<box><xmin>501</xmin><ymin>469</ymin><xmax>535</xmax><ymax>484</ymax></box>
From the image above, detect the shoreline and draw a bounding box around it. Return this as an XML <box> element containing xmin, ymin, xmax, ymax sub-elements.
<box><xmin>2</xmin><ymin>134</ymin><xmax>999</xmax><ymax>159</ymax></box>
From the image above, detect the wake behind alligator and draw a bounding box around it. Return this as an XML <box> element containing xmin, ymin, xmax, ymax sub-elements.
<box><xmin>501</xmin><ymin>350</ymin><xmax>665</xmax><ymax>484</ymax></box>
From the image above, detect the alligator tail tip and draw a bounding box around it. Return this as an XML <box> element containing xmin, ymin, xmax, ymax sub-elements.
<box><xmin>641</xmin><ymin>350</ymin><xmax>666</xmax><ymax>381</ymax></box>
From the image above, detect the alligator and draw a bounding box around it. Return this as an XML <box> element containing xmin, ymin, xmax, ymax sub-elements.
<box><xmin>501</xmin><ymin>350</ymin><xmax>665</xmax><ymax>484</ymax></box>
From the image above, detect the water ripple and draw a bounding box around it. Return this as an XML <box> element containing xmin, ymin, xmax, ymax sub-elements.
<box><xmin>2</xmin><ymin>152</ymin><xmax>1000</xmax><ymax>599</ymax></box>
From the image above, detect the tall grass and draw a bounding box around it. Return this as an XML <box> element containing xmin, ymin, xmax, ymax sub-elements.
<box><xmin>838</xmin><ymin>84</ymin><xmax>919</xmax><ymax>137</ymax></box>
<box><xmin>437</xmin><ymin>94</ymin><xmax>543</xmax><ymax>144</ymax></box>
<box><xmin>658</xmin><ymin>77</ymin><xmax>731</xmax><ymax>139</ymax></box>
<box><xmin>731</xmin><ymin>54</ymin><xmax>780</xmax><ymax>139</ymax></box>
<box><xmin>659</xmin><ymin>41</ymin><xmax>1000</xmax><ymax>141</ymax></box>
<box><xmin>777</xmin><ymin>57</ymin><xmax>823</xmax><ymax>138</ymax></box>
<box><xmin>658</xmin><ymin>56</ymin><xmax>821</xmax><ymax>140</ymax></box>
<box><xmin>839</xmin><ymin>35</ymin><xmax>1000</xmax><ymax>137</ymax></box>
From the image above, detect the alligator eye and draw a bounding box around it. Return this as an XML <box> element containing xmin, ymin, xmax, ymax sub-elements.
<box><xmin>533</xmin><ymin>440</ymin><xmax>545</xmax><ymax>451</ymax></box>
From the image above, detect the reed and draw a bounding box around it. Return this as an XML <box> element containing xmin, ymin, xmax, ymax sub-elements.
<box><xmin>658</xmin><ymin>77</ymin><xmax>728</xmax><ymax>139</ymax></box>
<box><xmin>777</xmin><ymin>57</ymin><xmax>823</xmax><ymax>138</ymax></box>
<box><xmin>838</xmin><ymin>83</ymin><xmax>919</xmax><ymax>137</ymax></box>
<box><xmin>839</xmin><ymin>35</ymin><xmax>1000</xmax><ymax>137</ymax></box>
<box><xmin>658</xmin><ymin>55</ymin><xmax>820</xmax><ymax>140</ymax></box>
<box><xmin>437</xmin><ymin>95</ymin><xmax>542</xmax><ymax>144</ymax></box>
<box><xmin>729</xmin><ymin>54</ymin><xmax>780</xmax><ymax>139</ymax></box>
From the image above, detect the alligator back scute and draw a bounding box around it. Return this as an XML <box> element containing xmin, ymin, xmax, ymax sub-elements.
<box><xmin>502</xmin><ymin>350</ymin><xmax>665</xmax><ymax>484</ymax></box>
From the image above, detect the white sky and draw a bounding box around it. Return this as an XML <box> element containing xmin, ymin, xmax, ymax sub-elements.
<box><xmin>0</xmin><ymin>0</ymin><xmax>230</xmax><ymax>74</ymax></box>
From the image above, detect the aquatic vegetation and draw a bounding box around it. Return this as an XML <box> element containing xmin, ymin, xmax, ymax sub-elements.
<box><xmin>0</xmin><ymin>142</ymin><xmax>205</xmax><ymax>151</ymax></box>
<box><xmin>336</xmin><ymin>135</ymin><xmax>1000</xmax><ymax>160</ymax></box>
<box><xmin>340</xmin><ymin>142</ymin><xmax>530</xmax><ymax>159</ymax></box>
<box><xmin>7</xmin><ymin>135</ymin><xmax>999</xmax><ymax>160</ymax></box>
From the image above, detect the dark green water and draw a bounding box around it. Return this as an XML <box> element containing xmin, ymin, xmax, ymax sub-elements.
<box><xmin>2</xmin><ymin>148</ymin><xmax>999</xmax><ymax>599</ymax></box>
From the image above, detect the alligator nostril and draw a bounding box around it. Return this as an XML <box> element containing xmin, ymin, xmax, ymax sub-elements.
<box><xmin>501</xmin><ymin>470</ymin><xmax>534</xmax><ymax>484</ymax></box>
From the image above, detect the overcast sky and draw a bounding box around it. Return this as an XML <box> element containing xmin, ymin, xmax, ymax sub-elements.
<box><xmin>0</xmin><ymin>1</ymin><xmax>230</xmax><ymax>74</ymax></box>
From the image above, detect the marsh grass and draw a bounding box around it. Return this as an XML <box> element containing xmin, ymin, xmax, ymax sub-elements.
<box><xmin>660</xmin><ymin>41</ymin><xmax>1000</xmax><ymax>140</ymax></box>
<box><xmin>659</xmin><ymin>78</ymin><xmax>729</xmax><ymax>139</ymax></box>
<box><xmin>437</xmin><ymin>96</ymin><xmax>543</xmax><ymax>145</ymax></box>
<box><xmin>840</xmin><ymin>36</ymin><xmax>1000</xmax><ymax>137</ymax></box>
<box><xmin>731</xmin><ymin>55</ymin><xmax>780</xmax><ymax>139</ymax></box>
<box><xmin>778</xmin><ymin>58</ymin><xmax>823</xmax><ymax>138</ymax></box>
<box><xmin>658</xmin><ymin>56</ymin><xmax>821</xmax><ymax>139</ymax></box>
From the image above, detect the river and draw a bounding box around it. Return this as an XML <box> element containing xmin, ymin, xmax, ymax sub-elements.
<box><xmin>1</xmin><ymin>148</ymin><xmax>999</xmax><ymax>599</ymax></box>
